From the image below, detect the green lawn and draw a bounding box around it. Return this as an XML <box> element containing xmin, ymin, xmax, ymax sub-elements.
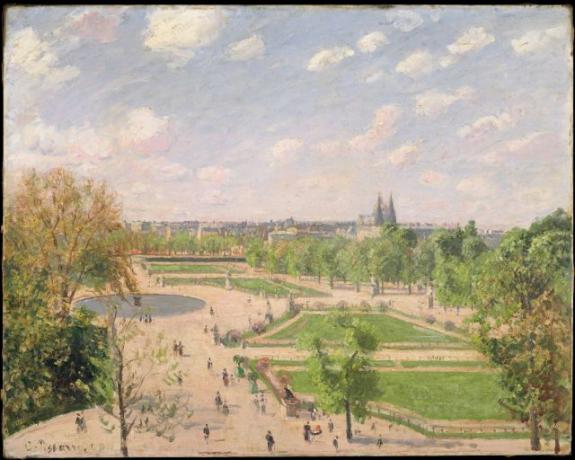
<box><xmin>148</xmin><ymin>264</ymin><xmax>243</xmax><ymax>274</ymax></box>
<box><xmin>164</xmin><ymin>277</ymin><xmax>327</xmax><ymax>298</ymax></box>
<box><xmin>269</xmin><ymin>313</ymin><xmax>460</xmax><ymax>343</ymax></box>
<box><xmin>287</xmin><ymin>370</ymin><xmax>509</xmax><ymax>421</ymax></box>
<box><xmin>400</xmin><ymin>360</ymin><xmax>488</xmax><ymax>368</ymax></box>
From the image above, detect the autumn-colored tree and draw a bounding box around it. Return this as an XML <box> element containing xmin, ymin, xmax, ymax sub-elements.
<box><xmin>5</xmin><ymin>168</ymin><xmax>136</xmax><ymax>318</ymax></box>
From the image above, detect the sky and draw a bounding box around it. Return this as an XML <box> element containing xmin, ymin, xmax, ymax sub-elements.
<box><xmin>4</xmin><ymin>5</ymin><xmax>573</xmax><ymax>228</ymax></box>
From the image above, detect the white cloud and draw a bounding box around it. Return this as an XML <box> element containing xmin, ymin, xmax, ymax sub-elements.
<box><xmin>313</xmin><ymin>140</ymin><xmax>350</xmax><ymax>157</ymax></box>
<box><xmin>387</xmin><ymin>142</ymin><xmax>420</xmax><ymax>167</ymax></box>
<box><xmin>349</xmin><ymin>105</ymin><xmax>400</xmax><ymax>151</ymax></box>
<box><xmin>362</xmin><ymin>69</ymin><xmax>385</xmax><ymax>84</ymax></box>
<box><xmin>357</xmin><ymin>31</ymin><xmax>388</xmax><ymax>53</ymax></box>
<box><xmin>482</xmin><ymin>132</ymin><xmax>549</xmax><ymax>165</ymax></box>
<box><xmin>415</xmin><ymin>86</ymin><xmax>474</xmax><ymax>117</ymax></box>
<box><xmin>270</xmin><ymin>138</ymin><xmax>304</xmax><ymax>165</ymax></box>
<box><xmin>386</xmin><ymin>10</ymin><xmax>424</xmax><ymax>32</ymax></box>
<box><xmin>440</xmin><ymin>26</ymin><xmax>495</xmax><ymax>68</ymax></box>
<box><xmin>307</xmin><ymin>46</ymin><xmax>354</xmax><ymax>71</ymax></box>
<box><xmin>196</xmin><ymin>165</ymin><xmax>233</xmax><ymax>184</ymax></box>
<box><xmin>504</xmin><ymin>132</ymin><xmax>544</xmax><ymax>152</ymax></box>
<box><xmin>458</xmin><ymin>112</ymin><xmax>514</xmax><ymax>139</ymax></box>
<box><xmin>226</xmin><ymin>34</ymin><xmax>265</xmax><ymax>61</ymax></box>
<box><xmin>116</xmin><ymin>107</ymin><xmax>171</xmax><ymax>154</ymax></box>
<box><xmin>511</xmin><ymin>26</ymin><xmax>566</xmax><ymax>55</ymax></box>
<box><xmin>420</xmin><ymin>170</ymin><xmax>446</xmax><ymax>186</ymax></box>
<box><xmin>395</xmin><ymin>50</ymin><xmax>433</xmax><ymax>78</ymax></box>
<box><xmin>456</xmin><ymin>175</ymin><xmax>496</xmax><ymax>198</ymax></box>
<box><xmin>6</xmin><ymin>27</ymin><xmax>80</xmax><ymax>86</ymax></box>
<box><xmin>143</xmin><ymin>6</ymin><xmax>226</xmax><ymax>67</ymax></box>
<box><xmin>200</xmin><ymin>189</ymin><xmax>229</xmax><ymax>206</ymax></box>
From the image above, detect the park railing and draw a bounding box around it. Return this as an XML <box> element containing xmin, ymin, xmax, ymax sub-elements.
<box><xmin>368</xmin><ymin>401</ymin><xmax>529</xmax><ymax>437</ymax></box>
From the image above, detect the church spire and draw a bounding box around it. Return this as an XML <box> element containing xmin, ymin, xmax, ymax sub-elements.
<box><xmin>373</xmin><ymin>193</ymin><xmax>384</xmax><ymax>226</ymax></box>
<box><xmin>388</xmin><ymin>193</ymin><xmax>396</xmax><ymax>224</ymax></box>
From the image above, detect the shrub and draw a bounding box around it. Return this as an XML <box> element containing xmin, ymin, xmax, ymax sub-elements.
<box><xmin>360</xmin><ymin>300</ymin><xmax>371</xmax><ymax>311</ymax></box>
<box><xmin>256</xmin><ymin>357</ymin><xmax>270</xmax><ymax>373</ymax></box>
<box><xmin>336</xmin><ymin>300</ymin><xmax>348</xmax><ymax>309</ymax></box>
<box><xmin>425</xmin><ymin>315</ymin><xmax>436</xmax><ymax>325</ymax></box>
<box><xmin>444</xmin><ymin>320</ymin><xmax>456</xmax><ymax>331</ymax></box>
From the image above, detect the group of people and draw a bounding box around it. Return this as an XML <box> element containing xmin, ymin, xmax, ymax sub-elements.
<box><xmin>253</xmin><ymin>392</ymin><xmax>266</xmax><ymax>415</ymax></box>
<box><xmin>139</xmin><ymin>313</ymin><xmax>153</xmax><ymax>323</ymax></box>
<box><xmin>172</xmin><ymin>340</ymin><xmax>185</xmax><ymax>357</ymax></box>
<box><xmin>214</xmin><ymin>391</ymin><xmax>230</xmax><ymax>416</ymax></box>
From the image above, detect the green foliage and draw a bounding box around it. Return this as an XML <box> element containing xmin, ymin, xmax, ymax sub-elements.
<box><xmin>469</xmin><ymin>209</ymin><xmax>572</xmax><ymax>449</ymax></box>
<box><xmin>3</xmin><ymin>259</ymin><xmax>112</xmax><ymax>435</ymax></box>
<box><xmin>298</xmin><ymin>312</ymin><xmax>382</xmax><ymax>439</ymax></box>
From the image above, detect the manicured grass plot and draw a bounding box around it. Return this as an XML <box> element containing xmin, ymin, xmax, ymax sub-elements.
<box><xmin>148</xmin><ymin>264</ymin><xmax>242</xmax><ymax>274</ymax></box>
<box><xmin>269</xmin><ymin>313</ymin><xmax>460</xmax><ymax>343</ymax></box>
<box><xmin>164</xmin><ymin>277</ymin><xmax>328</xmax><ymax>298</ymax></box>
<box><xmin>287</xmin><ymin>371</ymin><xmax>509</xmax><ymax>421</ymax></box>
<box><xmin>400</xmin><ymin>360</ymin><xmax>488</xmax><ymax>368</ymax></box>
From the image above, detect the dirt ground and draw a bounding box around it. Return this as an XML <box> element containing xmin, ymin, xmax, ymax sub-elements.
<box><xmin>4</xmin><ymin>265</ymin><xmax>568</xmax><ymax>457</ymax></box>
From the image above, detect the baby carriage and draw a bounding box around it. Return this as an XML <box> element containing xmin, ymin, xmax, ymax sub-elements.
<box><xmin>310</xmin><ymin>424</ymin><xmax>322</xmax><ymax>441</ymax></box>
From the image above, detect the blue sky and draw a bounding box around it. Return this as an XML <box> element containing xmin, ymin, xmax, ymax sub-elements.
<box><xmin>4</xmin><ymin>5</ymin><xmax>572</xmax><ymax>228</ymax></box>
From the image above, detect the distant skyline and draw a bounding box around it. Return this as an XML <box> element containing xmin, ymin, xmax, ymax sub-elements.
<box><xmin>4</xmin><ymin>5</ymin><xmax>573</xmax><ymax>228</ymax></box>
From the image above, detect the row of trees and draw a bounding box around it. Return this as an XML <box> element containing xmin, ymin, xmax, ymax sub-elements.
<box><xmin>125</xmin><ymin>231</ymin><xmax>242</xmax><ymax>256</ymax></box>
<box><xmin>245</xmin><ymin>222</ymin><xmax>485</xmax><ymax>300</ymax></box>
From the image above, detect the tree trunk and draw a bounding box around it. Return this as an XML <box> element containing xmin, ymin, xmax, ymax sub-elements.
<box><xmin>355</xmin><ymin>282</ymin><xmax>360</xmax><ymax>292</ymax></box>
<box><xmin>408</xmin><ymin>284</ymin><xmax>412</xmax><ymax>295</ymax></box>
<box><xmin>529</xmin><ymin>405</ymin><xmax>541</xmax><ymax>451</ymax></box>
<box><xmin>379</xmin><ymin>280</ymin><xmax>384</xmax><ymax>295</ymax></box>
<box><xmin>329</xmin><ymin>276</ymin><xmax>334</xmax><ymax>289</ymax></box>
<box><xmin>554</xmin><ymin>425</ymin><xmax>560</xmax><ymax>454</ymax></box>
<box><xmin>344</xmin><ymin>400</ymin><xmax>353</xmax><ymax>441</ymax></box>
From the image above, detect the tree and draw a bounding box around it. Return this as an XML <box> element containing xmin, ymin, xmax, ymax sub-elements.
<box><xmin>101</xmin><ymin>303</ymin><xmax>193</xmax><ymax>457</ymax></box>
<box><xmin>414</xmin><ymin>237</ymin><xmax>436</xmax><ymax>288</ymax></box>
<box><xmin>245</xmin><ymin>238</ymin><xmax>266</xmax><ymax>268</ymax></box>
<box><xmin>5</xmin><ymin>168</ymin><xmax>136</xmax><ymax>318</ymax></box>
<box><xmin>298</xmin><ymin>312</ymin><xmax>381</xmax><ymax>440</ymax></box>
<box><xmin>470</xmin><ymin>213</ymin><xmax>572</xmax><ymax>452</ymax></box>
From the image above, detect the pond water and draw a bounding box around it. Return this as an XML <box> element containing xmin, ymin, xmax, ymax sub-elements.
<box><xmin>75</xmin><ymin>294</ymin><xmax>206</xmax><ymax>317</ymax></box>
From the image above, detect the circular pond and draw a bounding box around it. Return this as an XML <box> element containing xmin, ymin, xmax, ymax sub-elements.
<box><xmin>76</xmin><ymin>294</ymin><xmax>206</xmax><ymax>318</ymax></box>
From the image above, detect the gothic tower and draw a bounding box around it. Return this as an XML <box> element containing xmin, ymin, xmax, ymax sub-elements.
<box><xmin>373</xmin><ymin>193</ymin><xmax>384</xmax><ymax>226</ymax></box>
<box><xmin>388</xmin><ymin>193</ymin><xmax>397</xmax><ymax>224</ymax></box>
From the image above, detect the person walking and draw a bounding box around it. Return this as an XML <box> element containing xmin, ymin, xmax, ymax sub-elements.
<box><xmin>222</xmin><ymin>401</ymin><xmax>230</xmax><ymax>416</ymax></box>
<box><xmin>254</xmin><ymin>395</ymin><xmax>260</xmax><ymax>412</ymax></box>
<box><xmin>172</xmin><ymin>340</ymin><xmax>178</xmax><ymax>357</ymax></box>
<box><xmin>259</xmin><ymin>393</ymin><xmax>266</xmax><ymax>415</ymax></box>
<box><xmin>203</xmin><ymin>424</ymin><xmax>210</xmax><ymax>443</ymax></box>
<box><xmin>210</xmin><ymin>306</ymin><xmax>214</xmax><ymax>316</ymax></box>
<box><xmin>207</xmin><ymin>357</ymin><xmax>213</xmax><ymax>370</ymax></box>
<box><xmin>303</xmin><ymin>421</ymin><xmax>311</xmax><ymax>443</ymax></box>
<box><xmin>204</xmin><ymin>324</ymin><xmax>208</xmax><ymax>334</ymax></box>
<box><xmin>332</xmin><ymin>435</ymin><xmax>339</xmax><ymax>452</ymax></box>
<box><xmin>265</xmin><ymin>431</ymin><xmax>275</xmax><ymax>453</ymax></box>
<box><xmin>75</xmin><ymin>413</ymin><xmax>83</xmax><ymax>434</ymax></box>
<box><xmin>178</xmin><ymin>341</ymin><xmax>184</xmax><ymax>356</ymax></box>
<box><xmin>328</xmin><ymin>418</ymin><xmax>334</xmax><ymax>433</ymax></box>
<box><xmin>215</xmin><ymin>392</ymin><xmax>223</xmax><ymax>412</ymax></box>
<box><xmin>377</xmin><ymin>435</ymin><xmax>383</xmax><ymax>449</ymax></box>
<box><xmin>222</xmin><ymin>368</ymin><xmax>229</xmax><ymax>387</ymax></box>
